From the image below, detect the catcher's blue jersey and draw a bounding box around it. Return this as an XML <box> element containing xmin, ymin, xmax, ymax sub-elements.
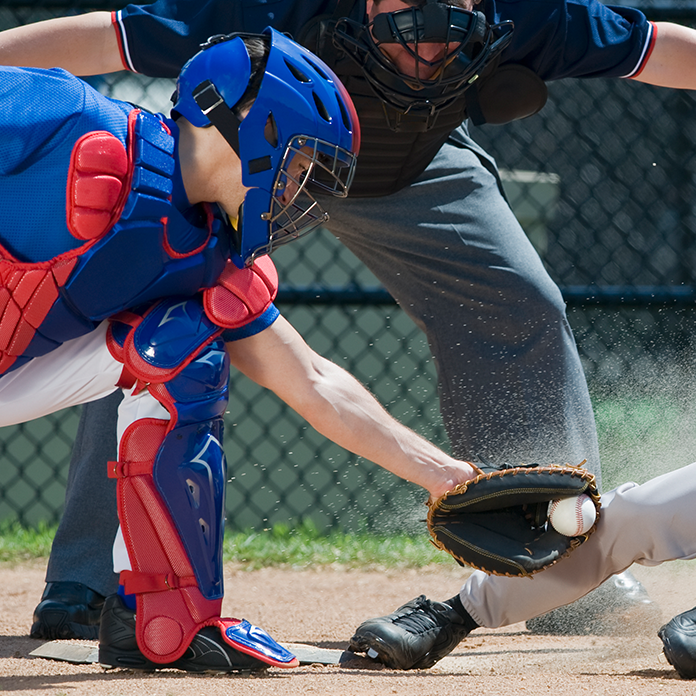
<box><xmin>0</xmin><ymin>67</ymin><xmax>132</xmax><ymax>262</ymax></box>
<box><xmin>0</xmin><ymin>66</ymin><xmax>274</xmax><ymax>375</ymax></box>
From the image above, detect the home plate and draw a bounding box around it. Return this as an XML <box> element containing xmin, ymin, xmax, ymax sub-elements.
<box><xmin>29</xmin><ymin>641</ymin><xmax>99</xmax><ymax>664</ymax></box>
<box><xmin>30</xmin><ymin>640</ymin><xmax>359</xmax><ymax>666</ymax></box>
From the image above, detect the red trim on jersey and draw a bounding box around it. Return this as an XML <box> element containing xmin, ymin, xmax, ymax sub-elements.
<box><xmin>631</xmin><ymin>21</ymin><xmax>658</xmax><ymax>79</ymax></box>
<box><xmin>111</xmin><ymin>11</ymin><xmax>131</xmax><ymax>72</ymax></box>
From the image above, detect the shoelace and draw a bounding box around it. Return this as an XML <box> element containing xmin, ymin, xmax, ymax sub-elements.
<box><xmin>393</xmin><ymin>599</ymin><xmax>449</xmax><ymax>633</ymax></box>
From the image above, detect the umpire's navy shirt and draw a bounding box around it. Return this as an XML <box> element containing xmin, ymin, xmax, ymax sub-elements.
<box><xmin>113</xmin><ymin>0</ymin><xmax>655</xmax><ymax>81</ymax></box>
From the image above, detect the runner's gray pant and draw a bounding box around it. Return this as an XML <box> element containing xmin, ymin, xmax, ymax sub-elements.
<box><xmin>461</xmin><ymin>462</ymin><xmax>696</xmax><ymax>627</ymax></box>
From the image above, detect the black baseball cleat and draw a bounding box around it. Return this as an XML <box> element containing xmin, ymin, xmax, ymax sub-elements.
<box><xmin>525</xmin><ymin>570</ymin><xmax>661</xmax><ymax>636</ymax></box>
<box><xmin>30</xmin><ymin>582</ymin><xmax>105</xmax><ymax>640</ymax></box>
<box><xmin>98</xmin><ymin>594</ymin><xmax>269</xmax><ymax>672</ymax></box>
<box><xmin>348</xmin><ymin>594</ymin><xmax>477</xmax><ymax>669</ymax></box>
<box><xmin>658</xmin><ymin>606</ymin><xmax>696</xmax><ymax>679</ymax></box>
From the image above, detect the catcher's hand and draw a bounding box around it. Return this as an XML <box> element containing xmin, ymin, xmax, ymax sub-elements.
<box><xmin>427</xmin><ymin>461</ymin><xmax>600</xmax><ymax>577</ymax></box>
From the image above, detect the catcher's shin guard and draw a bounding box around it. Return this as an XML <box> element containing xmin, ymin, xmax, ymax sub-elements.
<box><xmin>107</xmin><ymin>298</ymin><xmax>296</xmax><ymax>668</ymax></box>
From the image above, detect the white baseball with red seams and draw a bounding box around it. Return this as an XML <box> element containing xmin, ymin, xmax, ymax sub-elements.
<box><xmin>548</xmin><ymin>494</ymin><xmax>596</xmax><ymax>536</ymax></box>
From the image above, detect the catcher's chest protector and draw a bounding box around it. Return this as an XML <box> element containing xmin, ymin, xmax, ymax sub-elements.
<box><xmin>106</xmin><ymin>295</ymin><xmax>295</xmax><ymax>668</ymax></box>
<box><xmin>0</xmin><ymin>108</ymin><xmax>230</xmax><ymax>375</ymax></box>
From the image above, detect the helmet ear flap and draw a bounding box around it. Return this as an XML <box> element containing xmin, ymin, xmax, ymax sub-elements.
<box><xmin>172</xmin><ymin>35</ymin><xmax>252</xmax><ymax>128</ymax></box>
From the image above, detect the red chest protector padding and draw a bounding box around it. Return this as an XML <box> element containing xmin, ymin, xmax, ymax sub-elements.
<box><xmin>0</xmin><ymin>256</ymin><xmax>78</xmax><ymax>374</ymax></box>
<box><xmin>66</xmin><ymin>131</ymin><xmax>131</xmax><ymax>241</ymax></box>
<box><xmin>0</xmin><ymin>129</ymin><xmax>131</xmax><ymax>375</ymax></box>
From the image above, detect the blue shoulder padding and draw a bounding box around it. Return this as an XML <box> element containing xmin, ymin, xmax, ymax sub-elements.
<box><xmin>131</xmin><ymin>297</ymin><xmax>221</xmax><ymax>371</ymax></box>
<box><xmin>135</xmin><ymin>108</ymin><xmax>175</xmax><ymax>152</ymax></box>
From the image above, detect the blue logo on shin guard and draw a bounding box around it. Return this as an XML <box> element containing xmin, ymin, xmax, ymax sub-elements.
<box><xmin>224</xmin><ymin>620</ymin><xmax>298</xmax><ymax>664</ymax></box>
<box><xmin>154</xmin><ymin>421</ymin><xmax>227</xmax><ymax>599</ymax></box>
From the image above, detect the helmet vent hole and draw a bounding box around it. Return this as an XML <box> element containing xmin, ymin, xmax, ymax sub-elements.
<box><xmin>264</xmin><ymin>112</ymin><xmax>279</xmax><ymax>147</ymax></box>
<box><xmin>336</xmin><ymin>97</ymin><xmax>350</xmax><ymax>130</ymax></box>
<box><xmin>284</xmin><ymin>59</ymin><xmax>311</xmax><ymax>83</ymax></box>
<box><xmin>312</xmin><ymin>93</ymin><xmax>331</xmax><ymax>122</ymax></box>
<box><xmin>303</xmin><ymin>56</ymin><xmax>330</xmax><ymax>82</ymax></box>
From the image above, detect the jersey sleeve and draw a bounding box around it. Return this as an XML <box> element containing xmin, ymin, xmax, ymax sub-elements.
<box><xmin>113</xmin><ymin>0</ymin><xmax>328</xmax><ymax>76</ymax></box>
<box><xmin>0</xmin><ymin>67</ymin><xmax>87</xmax><ymax>175</ymax></box>
<box><xmin>113</xmin><ymin>1</ymin><xmax>243</xmax><ymax>76</ymax></box>
<box><xmin>497</xmin><ymin>0</ymin><xmax>655</xmax><ymax>81</ymax></box>
<box><xmin>221</xmin><ymin>303</ymin><xmax>280</xmax><ymax>342</ymax></box>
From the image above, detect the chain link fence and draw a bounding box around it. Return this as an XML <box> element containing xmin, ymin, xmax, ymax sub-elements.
<box><xmin>2</xmin><ymin>0</ymin><xmax>696</xmax><ymax>528</ymax></box>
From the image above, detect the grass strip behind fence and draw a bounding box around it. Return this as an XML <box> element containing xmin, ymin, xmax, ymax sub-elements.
<box><xmin>0</xmin><ymin>519</ymin><xmax>456</xmax><ymax>570</ymax></box>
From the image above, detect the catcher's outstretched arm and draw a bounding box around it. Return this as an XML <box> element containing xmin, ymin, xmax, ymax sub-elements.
<box><xmin>225</xmin><ymin>315</ymin><xmax>478</xmax><ymax>499</ymax></box>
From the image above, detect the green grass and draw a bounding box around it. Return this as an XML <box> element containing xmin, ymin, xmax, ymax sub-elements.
<box><xmin>222</xmin><ymin>520</ymin><xmax>455</xmax><ymax>570</ymax></box>
<box><xmin>0</xmin><ymin>518</ymin><xmax>455</xmax><ymax>569</ymax></box>
<box><xmin>0</xmin><ymin>520</ymin><xmax>56</xmax><ymax>562</ymax></box>
<box><xmin>592</xmin><ymin>395</ymin><xmax>696</xmax><ymax>490</ymax></box>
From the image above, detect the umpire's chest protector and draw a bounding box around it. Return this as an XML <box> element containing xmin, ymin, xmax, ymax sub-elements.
<box><xmin>0</xmin><ymin>108</ymin><xmax>230</xmax><ymax>375</ymax></box>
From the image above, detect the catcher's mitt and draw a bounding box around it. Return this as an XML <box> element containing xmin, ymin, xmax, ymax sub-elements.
<box><xmin>427</xmin><ymin>461</ymin><xmax>601</xmax><ymax>577</ymax></box>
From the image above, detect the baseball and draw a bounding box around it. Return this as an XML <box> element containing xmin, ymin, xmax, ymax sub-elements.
<box><xmin>548</xmin><ymin>494</ymin><xmax>596</xmax><ymax>537</ymax></box>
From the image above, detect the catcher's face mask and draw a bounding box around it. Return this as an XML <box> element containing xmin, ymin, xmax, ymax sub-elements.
<box><xmin>333</xmin><ymin>0</ymin><xmax>514</xmax><ymax>116</ymax></box>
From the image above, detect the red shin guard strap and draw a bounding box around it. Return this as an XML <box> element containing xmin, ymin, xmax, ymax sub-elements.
<box><xmin>120</xmin><ymin>570</ymin><xmax>199</xmax><ymax>595</ymax></box>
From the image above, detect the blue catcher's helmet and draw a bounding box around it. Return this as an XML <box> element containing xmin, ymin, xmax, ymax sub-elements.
<box><xmin>173</xmin><ymin>27</ymin><xmax>360</xmax><ymax>267</ymax></box>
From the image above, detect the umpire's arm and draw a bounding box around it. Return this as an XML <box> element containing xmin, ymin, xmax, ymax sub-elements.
<box><xmin>0</xmin><ymin>12</ymin><xmax>121</xmax><ymax>75</ymax></box>
<box><xmin>633</xmin><ymin>22</ymin><xmax>696</xmax><ymax>89</ymax></box>
<box><xmin>225</xmin><ymin>315</ymin><xmax>477</xmax><ymax>501</ymax></box>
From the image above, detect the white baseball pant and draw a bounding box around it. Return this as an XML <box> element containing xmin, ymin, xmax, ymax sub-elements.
<box><xmin>0</xmin><ymin>323</ymin><xmax>168</xmax><ymax>572</ymax></box>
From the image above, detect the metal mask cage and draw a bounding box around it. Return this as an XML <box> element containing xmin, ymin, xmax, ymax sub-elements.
<box><xmin>333</xmin><ymin>2</ymin><xmax>514</xmax><ymax>114</ymax></box>
<box><xmin>369</xmin><ymin>3</ymin><xmax>487</xmax><ymax>87</ymax></box>
<box><xmin>246</xmin><ymin>134</ymin><xmax>356</xmax><ymax>263</ymax></box>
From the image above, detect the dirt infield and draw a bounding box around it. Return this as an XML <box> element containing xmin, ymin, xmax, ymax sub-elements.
<box><xmin>3</xmin><ymin>560</ymin><xmax>696</xmax><ymax>695</ymax></box>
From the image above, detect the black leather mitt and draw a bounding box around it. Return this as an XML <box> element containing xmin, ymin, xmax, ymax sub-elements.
<box><xmin>427</xmin><ymin>461</ymin><xmax>601</xmax><ymax>577</ymax></box>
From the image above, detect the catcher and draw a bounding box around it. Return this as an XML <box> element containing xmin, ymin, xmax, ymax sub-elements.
<box><xmin>0</xmin><ymin>30</ymin><xmax>481</xmax><ymax>672</ymax></box>
<box><xmin>2</xmin><ymin>0</ymin><xmax>673</xmax><ymax>642</ymax></box>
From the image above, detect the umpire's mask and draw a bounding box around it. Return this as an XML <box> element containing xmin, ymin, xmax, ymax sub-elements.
<box><xmin>333</xmin><ymin>0</ymin><xmax>514</xmax><ymax>116</ymax></box>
